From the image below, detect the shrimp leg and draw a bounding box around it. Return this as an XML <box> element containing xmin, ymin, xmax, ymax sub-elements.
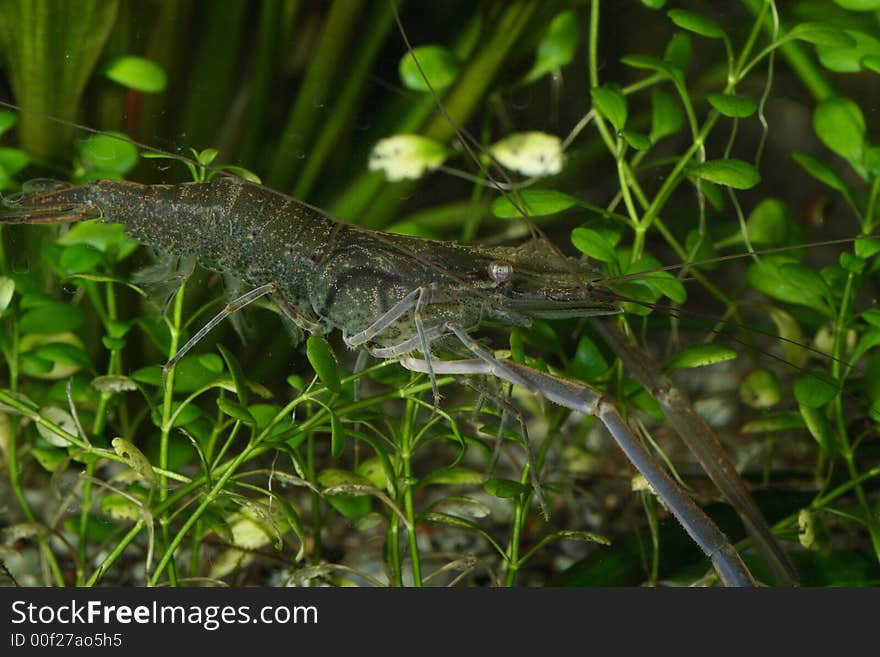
<box><xmin>162</xmin><ymin>282</ymin><xmax>324</xmax><ymax>388</ymax></box>
<box><xmin>400</xmin><ymin>355</ymin><xmax>757</xmax><ymax>587</ymax></box>
<box><xmin>592</xmin><ymin>318</ymin><xmax>798</xmax><ymax>586</ymax></box>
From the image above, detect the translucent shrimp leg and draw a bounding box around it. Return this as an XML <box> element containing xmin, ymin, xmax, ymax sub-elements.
<box><xmin>592</xmin><ymin>318</ymin><xmax>797</xmax><ymax>586</ymax></box>
<box><xmin>400</xmin><ymin>355</ymin><xmax>756</xmax><ymax>587</ymax></box>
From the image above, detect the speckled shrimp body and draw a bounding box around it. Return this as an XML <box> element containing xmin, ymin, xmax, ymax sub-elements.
<box><xmin>0</xmin><ymin>175</ymin><xmax>619</xmax><ymax>357</ymax></box>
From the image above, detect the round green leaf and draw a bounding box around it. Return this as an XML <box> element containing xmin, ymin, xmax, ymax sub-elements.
<box><xmin>104</xmin><ymin>56</ymin><xmax>168</xmax><ymax>93</ymax></box>
<box><xmin>707</xmin><ymin>93</ymin><xmax>757</xmax><ymax>118</ymax></box>
<box><xmin>570</xmin><ymin>227</ymin><xmax>617</xmax><ymax>264</ymax></box>
<box><xmin>622</xmin><ymin>130</ymin><xmax>651</xmax><ymax>150</ymax></box>
<box><xmin>746</xmin><ymin>198</ymin><xmax>789</xmax><ymax>246</ymax></box>
<box><xmin>523</xmin><ymin>10</ymin><xmax>579</xmax><ymax>83</ymax></box>
<box><xmin>306</xmin><ymin>335</ymin><xmax>341</xmax><ymax>393</ymax></box>
<box><xmin>788</xmin><ymin>23</ymin><xmax>856</xmax><ymax>48</ymax></box>
<box><xmin>693</xmin><ymin>159</ymin><xmax>761</xmax><ymax>189</ymax></box>
<box><xmin>491</xmin><ymin>189</ymin><xmax>578</xmax><ymax>219</ymax></box>
<box><xmin>591</xmin><ymin>86</ymin><xmax>628</xmax><ymax>131</ymax></box>
<box><xmin>794</xmin><ymin>373</ymin><xmax>839</xmax><ymax>408</ymax></box>
<box><xmin>814</xmin><ymin>97</ymin><xmax>865</xmax><ymax>163</ymax></box>
<box><xmin>34</xmin><ymin>342</ymin><xmax>92</xmax><ymax>370</ymax></box>
<box><xmin>20</xmin><ymin>303</ymin><xmax>85</xmax><ymax>334</ymax></box>
<box><xmin>78</xmin><ymin>132</ymin><xmax>140</xmax><ymax>174</ymax></box>
<box><xmin>748</xmin><ymin>259</ymin><xmax>832</xmax><ymax>317</ymax></box>
<box><xmin>816</xmin><ymin>29</ymin><xmax>880</xmax><ymax>73</ymax></box>
<box><xmin>665</xmin><ymin>344</ymin><xmax>737</xmax><ymax>370</ymax></box>
<box><xmin>855</xmin><ymin>236</ymin><xmax>880</xmax><ymax>258</ymax></box>
<box><xmin>667</xmin><ymin>9</ymin><xmax>725</xmax><ymax>39</ymax></box>
<box><xmin>739</xmin><ymin>369</ymin><xmax>781</xmax><ymax>409</ymax></box>
<box><xmin>0</xmin><ymin>147</ymin><xmax>30</xmax><ymax>175</ymax></box>
<box><xmin>398</xmin><ymin>45</ymin><xmax>461</xmax><ymax>92</ymax></box>
<box><xmin>834</xmin><ymin>0</ymin><xmax>880</xmax><ymax>11</ymax></box>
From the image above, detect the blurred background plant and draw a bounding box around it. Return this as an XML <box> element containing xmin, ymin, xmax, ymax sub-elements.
<box><xmin>0</xmin><ymin>0</ymin><xmax>878</xmax><ymax>587</ymax></box>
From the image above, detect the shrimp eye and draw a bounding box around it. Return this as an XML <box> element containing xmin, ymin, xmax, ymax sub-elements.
<box><xmin>488</xmin><ymin>260</ymin><xmax>514</xmax><ymax>285</ymax></box>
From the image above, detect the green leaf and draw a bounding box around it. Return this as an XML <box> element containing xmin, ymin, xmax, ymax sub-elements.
<box><xmin>20</xmin><ymin>303</ymin><xmax>85</xmax><ymax>334</ymax></box>
<box><xmin>792</xmin><ymin>152</ymin><xmax>852</xmax><ymax>198</ymax></box>
<box><xmin>746</xmin><ymin>198</ymin><xmax>789</xmax><ymax>246</ymax></box>
<box><xmin>788</xmin><ymin>23</ymin><xmax>856</xmax><ymax>48</ymax></box>
<box><xmin>665</xmin><ymin>344</ymin><xmax>737</xmax><ymax>370</ymax></box>
<box><xmin>839</xmin><ymin>251</ymin><xmax>865</xmax><ymax>274</ymax></box>
<box><xmin>0</xmin><ymin>276</ymin><xmax>14</xmax><ymax>314</ymax></box>
<box><xmin>0</xmin><ymin>110</ymin><xmax>16</xmax><ymax>137</ymax></box>
<box><xmin>799</xmin><ymin>404</ymin><xmax>835</xmax><ymax>454</ymax></box>
<box><xmin>33</xmin><ymin>342</ymin><xmax>92</xmax><ymax>370</ymax></box>
<box><xmin>306</xmin><ymin>336</ymin><xmax>341</xmax><ymax>394</ymax></box>
<box><xmin>620</xmin><ymin>54</ymin><xmax>680</xmax><ymax>80</ymax></box>
<box><xmin>78</xmin><ymin>132</ymin><xmax>140</xmax><ymax>175</ymax></box>
<box><xmin>739</xmin><ymin>369</ymin><xmax>782</xmax><ymax>409</ymax></box>
<box><xmin>667</xmin><ymin>9</ymin><xmax>725</xmax><ymax>39</ymax></box>
<box><xmin>570</xmin><ymin>227</ymin><xmax>617</xmax><ymax>264</ymax></box>
<box><xmin>104</xmin><ymin>55</ymin><xmax>167</xmax><ymax>93</ymax></box>
<box><xmin>217</xmin><ymin>343</ymin><xmax>248</xmax><ymax>404</ymax></box>
<box><xmin>865</xmin><ymin>146</ymin><xmax>880</xmax><ymax>174</ymax></box>
<box><xmin>707</xmin><ymin>93</ymin><xmax>757</xmax><ymax>118</ymax></box>
<box><xmin>742</xmin><ymin>412</ymin><xmax>805</xmax><ymax>433</ymax></box>
<box><xmin>112</xmin><ymin>437</ymin><xmax>158</xmax><ymax>485</ymax></box>
<box><xmin>816</xmin><ymin>29</ymin><xmax>880</xmax><ymax>73</ymax></box>
<box><xmin>57</xmin><ymin>219</ymin><xmax>138</xmax><ymax>259</ymax></box>
<box><xmin>855</xmin><ymin>236</ymin><xmax>880</xmax><ymax>258</ymax></box>
<box><xmin>420</xmin><ymin>467</ymin><xmax>486</xmax><ymax>487</ymax></box>
<box><xmin>491</xmin><ymin>189</ymin><xmax>578</xmax><ymax>219</ymax></box>
<box><xmin>571</xmin><ymin>335</ymin><xmax>609</xmax><ymax>382</ymax></box>
<box><xmin>664</xmin><ymin>32</ymin><xmax>692</xmax><ymax>70</ymax></box>
<box><xmin>640</xmin><ymin>270</ymin><xmax>687</xmax><ymax>304</ymax></box>
<box><xmin>650</xmin><ymin>87</ymin><xmax>684</xmax><ymax>142</ymax></box>
<box><xmin>217</xmin><ymin>397</ymin><xmax>256</xmax><ymax>425</ymax></box>
<box><xmin>484</xmin><ymin>478</ymin><xmax>530</xmax><ymax>498</ymax></box>
<box><xmin>834</xmin><ymin>0</ymin><xmax>880</xmax><ymax>9</ymax></box>
<box><xmin>398</xmin><ymin>45</ymin><xmax>461</xmax><ymax>92</ymax></box>
<box><xmin>813</xmin><ymin>97</ymin><xmax>865</xmax><ymax>163</ymax></box>
<box><xmin>794</xmin><ymin>373</ymin><xmax>840</xmax><ymax>408</ymax></box>
<box><xmin>330</xmin><ymin>410</ymin><xmax>345</xmax><ymax>458</ymax></box>
<box><xmin>591</xmin><ymin>86</ymin><xmax>628</xmax><ymax>131</ymax></box>
<box><xmin>317</xmin><ymin>468</ymin><xmax>374</xmax><ymax>490</ymax></box>
<box><xmin>0</xmin><ymin>147</ymin><xmax>30</xmax><ymax>175</ymax></box>
<box><xmin>693</xmin><ymin>159</ymin><xmax>761</xmax><ymax>189</ymax></box>
<box><xmin>58</xmin><ymin>244</ymin><xmax>105</xmax><ymax>274</ymax></box>
<box><xmin>748</xmin><ymin>258</ymin><xmax>833</xmax><ymax>316</ymax></box>
<box><xmin>523</xmin><ymin>10</ymin><xmax>579</xmax><ymax>83</ymax></box>
<box><xmin>621</xmin><ymin>130</ymin><xmax>651</xmax><ymax>150</ymax></box>
<box><xmin>641</xmin><ymin>0</ymin><xmax>666</xmax><ymax>8</ymax></box>
<box><xmin>863</xmin><ymin>55</ymin><xmax>880</xmax><ymax>73</ymax></box>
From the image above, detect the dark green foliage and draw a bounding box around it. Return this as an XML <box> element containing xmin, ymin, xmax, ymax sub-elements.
<box><xmin>0</xmin><ymin>1</ymin><xmax>879</xmax><ymax>588</ymax></box>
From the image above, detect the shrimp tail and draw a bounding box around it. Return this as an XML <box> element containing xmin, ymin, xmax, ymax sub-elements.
<box><xmin>0</xmin><ymin>179</ymin><xmax>101</xmax><ymax>224</ymax></box>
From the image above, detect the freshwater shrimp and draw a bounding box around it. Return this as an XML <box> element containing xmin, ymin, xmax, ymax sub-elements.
<box><xmin>0</xmin><ymin>170</ymin><xmax>768</xmax><ymax>586</ymax></box>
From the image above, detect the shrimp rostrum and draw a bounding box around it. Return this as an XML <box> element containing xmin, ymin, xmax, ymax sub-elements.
<box><xmin>1</xmin><ymin>175</ymin><xmax>770</xmax><ymax>586</ymax></box>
